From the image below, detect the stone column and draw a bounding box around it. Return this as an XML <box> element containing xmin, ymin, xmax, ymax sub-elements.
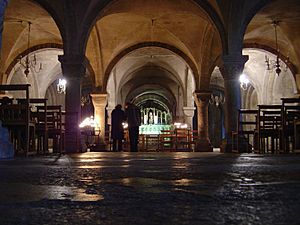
<box><xmin>295</xmin><ymin>74</ymin><xmax>300</xmax><ymax>95</ymax></box>
<box><xmin>90</xmin><ymin>93</ymin><xmax>107</xmax><ymax>145</ymax></box>
<box><xmin>0</xmin><ymin>0</ymin><xmax>8</xmax><ymax>52</ymax></box>
<box><xmin>183</xmin><ymin>106</ymin><xmax>196</xmax><ymax>129</ymax></box>
<box><xmin>59</xmin><ymin>54</ymin><xmax>87</xmax><ymax>153</ymax></box>
<box><xmin>220</xmin><ymin>54</ymin><xmax>248</xmax><ymax>152</ymax></box>
<box><xmin>193</xmin><ymin>91</ymin><xmax>213</xmax><ymax>152</ymax></box>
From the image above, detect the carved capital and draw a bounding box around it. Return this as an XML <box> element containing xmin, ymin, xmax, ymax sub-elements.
<box><xmin>58</xmin><ymin>54</ymin><xmax>89</xmax><ymax>78</ymax></box>
<box><xmin>90</xmin><ymin>93</ymin><xmax>107</xmax><ymax>108</ymax></box>
<box><xmin>221</xmin><ymin>54</ymin><xmax>248</xmax><ymax>80</ymax></box>
<box><xmin>193</xmin><ymin>90</ymin><xmax>211</xmax><ymax>107</ymax></box>
<box><xmin>183</xmin><ymin>106</ymin><xmax>196</xmax><ymax>117</ymax></box>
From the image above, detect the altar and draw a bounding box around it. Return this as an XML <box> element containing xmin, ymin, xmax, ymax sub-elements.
<box><xmin>140</xmin><ymin>107</ymin><xmax>172</xmax><ymax>134</ymax></box>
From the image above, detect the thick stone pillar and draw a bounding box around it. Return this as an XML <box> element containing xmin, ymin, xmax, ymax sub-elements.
<box><xmin>183</xmin><ymin>106</ymin><xmax>195</xmax><ymax>129</ymax></box>
<box><xmin>90</xmin><ymin>93</ymin><xmax>107</xmax><ymax>145</ymax></box>
<box><xmin>193</xmin><ymin>91</ymin><xmax>213</xmax><ymax>152</ymax></box>
<box><xmin>295</xmin><ymin>74</ymin><xmax>300</xmax><ymax>95</ymax></box>
<box><xmin>0</xmin><ymin>0</ymin><xmax>8</xmax><ymax>52</ymax></box>
<box><xmin>59</xmin><ymin>54</ymin><xmax>87</xmax><ymax>153</ymax></box>
<box><xmin>220</xmin><ymin>54</ymin><xmax>248</xmax><ymax>152</ymax></box>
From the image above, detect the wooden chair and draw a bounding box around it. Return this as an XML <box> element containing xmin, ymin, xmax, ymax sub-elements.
<box><xmin>18</xmin><ymin>98</ymin><xmax>48</xmax><ymax>154</ymax></box>
<box><xmin>0</xmin><ymin>97</ymin><xmax>13</xmax><ymax>105</ymax></box>
<box><xmin>257</xmin><ymin>105</ymin><xmax>282</xmax><ymax>154</ymax></box>
<box><xmin>175</xmin><ymin>128</ymin><xmax>191</xmax><ymax>151</ymax></box>
<box><xmin>232</xmin><ymin>109</ymin><xmax>258</xmax><ymax>153</ymax></box>
<box><xmin>190</xmin><ymin>130</ymin><xmax>199</xmax><ymax>151</ymax></box>
<box><xmin>0</xmin><ymin>84</ymin><xmax>34</xmax><ymax>156</ymax></box>
<box><xmin>138</xmin><ymin>134</ymin><xmax>145</xmax><ymax>151</ymax></box>
<box><xmin>281</xmin><ymin>97</ymin><xmax>300</xmax><ymax>153</ymax></box>
<box><xmin>158</xmin><ymin>129</ymin><xmax>175</xmax><ymax>151</ymax></box>
<box><xmin>37</xmin><ymin>105</ymin><xmax>63</xmax><ymax>153</ymax></box>
<box><xmin>294</xmin><ymin>119</ymin><xmax>300</xmax><ymax>151</ymax></box>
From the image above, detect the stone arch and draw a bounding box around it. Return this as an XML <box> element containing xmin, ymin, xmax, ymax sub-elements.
<box><xmin>4</xmin><ymin>43</ymin><xmax>96</xmax><ymax>86</ymax></box>
<box><xmin>103</xmin><ymin>42</ymin><xmax>199</xmax><ymax>91</ymax></box>
<box><xmin>117</xmin><ymin>63</ymin><xmax>184</xmax><ymax>98</ymax></box>
<box><xmin>80</xmin><ymin>0</ymin><xmax>227</xmax><ymax>57</ymax></box>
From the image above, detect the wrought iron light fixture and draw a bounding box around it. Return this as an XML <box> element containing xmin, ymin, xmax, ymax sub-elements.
<box><xmin>18</xmin><ymin>21</ymin><xmax>42</xmax><ymax>77</ymax></box>
<box><xmin>265</xmin><ymin>20</ymin><xmax>288</xmax><ymax>76</ymax></box>
<box><xmin>57</xmin><ymin>78</ymin><xmax>67</xmax><ymax>94</ymax></box>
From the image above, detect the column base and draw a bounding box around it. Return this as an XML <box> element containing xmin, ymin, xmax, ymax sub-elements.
<box><xmin>220</xmin><ymin>136</ymin><xmax>250</xmax><ymax>153</ymax></box>
<box><xmin>220</xmin><ymin>139</ymin><xmax>232</xmax><ymax>153</ymax></box>
<box><xmin>194</xmin><ymin>139</ymin><xmax>213</xmax><ymax>152</ymax></box>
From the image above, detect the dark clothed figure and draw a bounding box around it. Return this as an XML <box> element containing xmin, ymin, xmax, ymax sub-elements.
<box><xmin>125</xmin><ymin>102</ymin><xmax>141</xmax><ymax>152</ymax></box>
<box><xmin>111</xmin><ymin>104</ymin><xmax>125</xmax><ymax>151</ymax></box>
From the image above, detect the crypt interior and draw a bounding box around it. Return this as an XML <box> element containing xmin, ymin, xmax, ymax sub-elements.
<box><xmin>1</xmin><ymin>0</ymin><xmax>300</xmax><ymax>154</ymax></box>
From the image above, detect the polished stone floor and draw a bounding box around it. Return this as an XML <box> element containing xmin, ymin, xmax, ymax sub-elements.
<box><xmin>0</xmin><ymin>152</ymin><xmax>300</xmax><ymax>225</ymax></box>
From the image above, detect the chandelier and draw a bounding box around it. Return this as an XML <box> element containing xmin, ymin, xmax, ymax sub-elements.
<box><xmin>57</xmin><ymin>78</ymin><xmax>67</xmax><ymax>94</ymax></box>
<box><xmin>265</xmin><ymin>20</ymin><xmax>288</xmax><ymax>76</ymax></box>
<box><xmin>209</xmin><ymin>93</ymin><xmax>225</xmax><ymax>106</ymax></box>
<box><xmin>18</xmin><ymin>21</ymin><xmax>42</xmax><ymax>77</ymax></box>
<box><xmin>81</xmin><ymin>95</ymin><xmax>91</xmax><ymax>106</ymax></box>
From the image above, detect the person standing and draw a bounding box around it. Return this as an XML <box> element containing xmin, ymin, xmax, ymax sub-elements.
<box><xmin>111</xmin><ymin>104</ymin><xmax>125</xmax><ymax>152</ymax></box>
<box><xmin>125</xmin><ymin>102</ymin><xmax>141</xmax><ymax>152</ymax></box>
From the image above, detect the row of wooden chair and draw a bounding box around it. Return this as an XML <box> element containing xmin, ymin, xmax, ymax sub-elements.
<box><xmin>108</xmin><ymin>128</ymin><xmax>199</xmax><ymax>152</ymax></box>
<box><xmin>232</xmin><ymin>97</ymin><xmax>300</xmax><ymax>153</ymax></box>
<box><xmin>157</xmin><ymin>129</ymin><xmax>199</xmax><ymax>151</ymax></box>
<box><xmin>0</xmin><ymin>84</ymin><xmax>64</xmax><ymax>156</ymax></box>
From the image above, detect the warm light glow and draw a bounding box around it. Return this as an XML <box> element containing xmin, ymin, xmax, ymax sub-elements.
<box><xmin>174</xmin><ymin>122</ymin><xmax>181</xmax><ymax>128</ymax></box>
<box><xmin>79</xmin><ymin>116</ymin><xmax>98</xmax><ymax>128</ymax></box>
<box><xmin>239</xmin><ymin>74</ymin><xmax>249</xmax><ymax>90</ymax></box>
<box><xmin>174</xmin><ymin>122</ymin><xmax>189</xmax><ymax>129</ymax></box>
<box><xmin>122</xmin><ymin>122</ymin><xmax>128</xmax><ymax>129</ymax></box>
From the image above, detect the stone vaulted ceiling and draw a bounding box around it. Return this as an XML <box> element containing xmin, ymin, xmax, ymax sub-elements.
<box><xmin>1</xmin><ymin>0</ymin><xmax>300</xmax><ymax>92</ymax></box>
<box><xmin>86</xmin><ymin>0</ymin><xmax>222</xmax><ymax>89</ymax></box>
